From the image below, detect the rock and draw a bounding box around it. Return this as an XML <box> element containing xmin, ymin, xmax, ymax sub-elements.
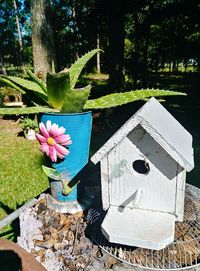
<box><xmin>66</xmin><ymin>230</ymin><xmax>74</xmax><ymax>242</ymax></box>
<box><xmin>87</xmin><ymin>259</ymin><xmax>104</xmax><ymax>271</ymax></box>
<box><xmin>53</xmin><ymin>241</ymin><xmax>66</xmax><ymax>251</ymax></box>
<box><xmin>34</xmin><ymin>237</ymin><xmax>55</xmax><ymax>249</ymax></box>
<box><xmin>32</xmin><ymin>234</ymin><xmax>44</xmax><ymax>241</ymax></box>
<box><xmin>64</xmin><ymin>259</ymin><xmax>76</xmax><ymax>271</ymax></box>
<box><xmin>59</xmin><ymin>213</ymin><xmax>70</xmax><ymax>226</ymax></box>
<box><xmin>48</xmin><ymin>226</ymin><xmax>58</xmax><ymax>235</ymax></box>
<box><xmin>17</xmin><ymin>207</ymin><xmax>43</xmax><ymax>252</ymax></box>
<box><xmin>104</xmin><ymin>255</ymin><xmax>118</xmax><ymax>269</ymax></box>
<box><xmin>43</xmin><ymin>249</ymin><xmax>65</xmax><ymax>271</ymax></box>
<box><xmin>72</xmin><ymin>211</ymin><xmax>84</xmax><ymax>218</ymax></box>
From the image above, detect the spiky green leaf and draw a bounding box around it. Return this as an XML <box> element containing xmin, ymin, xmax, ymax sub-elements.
<box><xmin>84</xmin><ymin>89</ymin><xmax>186</xmax><ymax>109</ymax></box>
<box><xmin>0</xmin><ymin>106</ymin><xmax>56</xmax><ymax>115</ymax></box>
<box><xmin>0</xmin><ymin>76</ymin><xmax>26</xmax><ymax>94</ymax></box>
<box><xmin>1</xmin><ymin>75</ymin><xmax>48</xmax><ymax>103</ymax></box>
<box><xmin>47</xmin><ymin>72</ymin><xmax>71</xmax><ymax>110</ymax></box>
<box><xmin>27</xmin><ymin>70</ymin><xmax>47</xmax><ymax>93</ymax></box>
<box><xmin>69</xmin><ymin>49</ymin><xmax>102</xmax><ymax>89</ymax></box>
<box><xmin>61</xmin><ymin>84</ymin><xmax>91</xmax><ymax>113</ymax></box>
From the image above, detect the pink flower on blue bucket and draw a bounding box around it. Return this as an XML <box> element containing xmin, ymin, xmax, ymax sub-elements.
<box><xmin>36</xmin><ymin>120</ymin><xmax>72</xmax><ymax>162</ymax></box>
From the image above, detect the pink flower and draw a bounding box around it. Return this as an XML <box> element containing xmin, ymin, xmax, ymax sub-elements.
<box><xmin>36</xmin><ymin>120</ymin><xmax>72</xmax><ymax>162</ymax></box>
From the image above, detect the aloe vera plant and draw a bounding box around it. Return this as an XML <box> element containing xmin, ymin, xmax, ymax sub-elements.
<box><xmin>0</xmin><ymin>49</ymin><xmax>186</xmax><ymax>115</ymax></box>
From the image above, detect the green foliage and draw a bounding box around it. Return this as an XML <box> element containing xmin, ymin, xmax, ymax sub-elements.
<box><xmin>46</xmin><ymin>72</ymin><xmax>70</xmax><ymax>110</ymax></box>
<box><xmin>0</xmin><ymin>77</ymin><xmax>26</xmax><ymax>95</ymax></box>
<box><xmin>61</xmin><ymin>84</ymin><xmax>91</xmax><ymax>113</ymax></box>
<box><xmin>46</xmin><ymin>49</ymin><xmax>101</xmax><ymax>112</ymax></box>
<box><xmin>84</xmin><ymin>89</ymin><xmax>186</xmax><ymax>109</ymax></box>
<box><xmin>0</xmin><ymin>106</ymin><xmax>56</xmax><ymax>115</ymax></box>
<box><xmin>0</xmin><ymin>49</ymin><xmax>186</xmax><ymax>115</ymax></box>
<box><xmin>69</xmin><ymin>49</ymin><xmax>103</xmax><ymax>89</ymax></box>
<box><xmin>20</xmin><ymin>118</ymin><xmax>38</xmax><ymax>131</ymax></box>
<box><xmin>0</xmin><ymin>49</ymin><xmax>100</xmax><ymax>114</ymax></box>
<box><xmin>27</xmin><ymin>70</ymin><xmax>47</xmax><ymax>93</ymax></box>
<box><xmin>0</xmin><ymin>75</ymin><xmax>48</xmax><ymax>103</ymax></box>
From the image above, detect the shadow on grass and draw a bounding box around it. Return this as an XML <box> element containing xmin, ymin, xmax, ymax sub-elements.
<box><xmin>0</xmin><ymin>202</ymin><xmax>21</xmax><ymax>241</ymax></box>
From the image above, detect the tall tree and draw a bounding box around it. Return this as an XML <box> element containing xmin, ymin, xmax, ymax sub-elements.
<box><xmin>0</xmin><ymin>0</ymin><xmax>25</xmax><ymax>67</ymax></box>
<box><xmin>31</xmin><ymin>0</ymin><xmax>56</xmax><ymax>79</ymax></box>
<box><xmin>13</xmin><ymin>0</ymin><xmax>24</xmax><ymax>69</ymax></box>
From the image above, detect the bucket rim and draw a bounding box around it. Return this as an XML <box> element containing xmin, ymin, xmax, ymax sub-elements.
<box><xmin>41</xmin><ymin>111</ymin><xmax>92</xmax><ymax>117</ymax></box>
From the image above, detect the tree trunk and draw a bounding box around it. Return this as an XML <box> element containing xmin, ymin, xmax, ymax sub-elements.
<box><xmin>13</xmin><ymin>0</ymin><xmax>24</xmax><ymax>70</ymax></box>
<box><xmin>133</xmin><ymin>14</ymin><xmax>140</xmax><ymax>88</ymax></box>
<box><xmin>108</xmin><ymin>0</ymin><xmax>125</xmax><ymax>91</ymax></box>
<box><xmin>0</xmin><ymin>56</ymin><xmax>7</xmax><ymax>75</ymax></box>
<box><xmin>31</xmin><ymin>0</ymin><xmax>56</xmax><ymax>80</ymax></box>
<box><xmin>96</xmin><ymin>33</ymin><xmax>101</xmax><ymax>73</ymax></box>
<box><xmin>172</xmin><ymin>59</ymin><xmax>177</xmax><ymax>73</ymax></box>
<box><xmin>142</xmin><ymin>24</ymin><xmax>150</xmax><ymax>87</ymax></box>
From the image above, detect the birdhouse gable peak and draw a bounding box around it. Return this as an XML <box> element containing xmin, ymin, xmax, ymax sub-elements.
<box><xmin>91</xmin><ymin>97</ymin><xmax>194</xmax><ymax>171</ymax></box>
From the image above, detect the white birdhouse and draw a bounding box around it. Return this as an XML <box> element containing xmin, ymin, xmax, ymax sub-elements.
<box><xmin>91</xmin><ymin>97</ymin><xmax>194</xmax><ymax>250</ymax></box>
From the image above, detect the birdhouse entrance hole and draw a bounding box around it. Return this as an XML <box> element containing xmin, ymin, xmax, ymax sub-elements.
<box><xmin>132</xmin><ymin>160</ymin><xmax>150</xmax><ymax>174</ymax></box>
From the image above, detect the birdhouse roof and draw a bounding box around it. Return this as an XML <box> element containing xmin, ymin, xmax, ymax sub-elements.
<box><xmin>91</xmin><ymin>97</ymin><xmax>194</xmax><ymax>171</ymax></box>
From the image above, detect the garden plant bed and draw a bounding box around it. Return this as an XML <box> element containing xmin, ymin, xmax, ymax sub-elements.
<box><xmin>17</xmin><ymin>195</ymin><xmax>131</xmax><ymax>271</ymax></box>
<box><xmin>17</xmin><ymin>184</ymin><xmax>200</xmax><ymax>271</ymax></box>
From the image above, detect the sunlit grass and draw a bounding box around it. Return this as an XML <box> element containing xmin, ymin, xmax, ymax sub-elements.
<box><xmin>0</xmin><ymin>119</ymin><xmax>48</xmax><ymax>239</ymax></box>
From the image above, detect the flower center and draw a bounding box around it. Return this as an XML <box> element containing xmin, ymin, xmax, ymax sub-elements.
<box><xmin>47</xmin><ymin>137</ymin><xmax>56</xmax><ymax>146</ymax></box>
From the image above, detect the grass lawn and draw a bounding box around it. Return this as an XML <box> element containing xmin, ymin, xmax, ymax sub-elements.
<box><xmin>0</xmin><ymin>119</ymin><xmax>48</xmax><ymax>240</ymax></box>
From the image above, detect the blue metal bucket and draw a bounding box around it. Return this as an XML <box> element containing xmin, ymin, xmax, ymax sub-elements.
<box><xmin>40</xmin><ymin>111</ymin><xmax>92</xmax><ymax>202</ymax></box>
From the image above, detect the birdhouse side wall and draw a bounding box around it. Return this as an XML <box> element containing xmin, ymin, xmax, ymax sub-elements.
<box><xmin>175</xmin><ymin>166</ymin><xmax>186</xmax><ymax>221</ymax></box>
<box><xmin>100</xmin><ymin>156</ymin><xmax>110</xmax><ymax>210</ymax></box>
<box><xmin>104</xmin><ymin>125</ymin><xmax>185</xmax><ymax>217</ymax></box>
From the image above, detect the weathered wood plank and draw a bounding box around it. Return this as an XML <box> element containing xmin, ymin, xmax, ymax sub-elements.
<box><xmin>91</xmin><ymin>97</ymin><xmax>194</xmax><ymax>172</ymax></box>
<box><xmin>175</xmin><ymin>166</ymin><xmax>186</xmax><ymax>221</ymax></box>
<box><xmin>91</xmin><ymin>117</ymin><xmax>141</xmax><ymax>164</ymax></box>
<box><xmin>108</xmin><ymin>126</ymin><xmax>178</xmax><ymax>214</ymax></box>
<box><xmin>101</xmin><ymin>206</ymin><xmax>175</xmax><ymax>250</ymax></box>
<box><xmin>100</xmin><ymin>157</ymin><xmax>110</xmax><ymax>210</ymax></box>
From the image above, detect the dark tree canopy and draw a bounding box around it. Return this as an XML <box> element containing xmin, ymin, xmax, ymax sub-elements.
<box><xmin>0</xmin><ymin>0</ymin><xmax>200</xmax><ymax>86</ymax></box>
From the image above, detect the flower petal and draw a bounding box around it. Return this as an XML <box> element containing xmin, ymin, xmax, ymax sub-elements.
<box><xmin>52</xmin><ymin>126</ymin><xmax>66</xmax><ymax>137</ymax></box>
<box><xmin>57</xmin><ymin>126</ymin><xmax>66</xmax><ymax>136</ymax></box>
<box><xmin>54</xmin><ymin>144</ymin><xmax>70</xmax><ymax>160</ymax></box>
<box><xmin>36</xmin><ymin>133</ymin><xmax>46</xmax><ymax>143</ymax></box>
<box><xmin>56</xmin><ymin>134</ymin><xmax>72</xmax><ymax>145</ymax></box>
<box><xmin>36</xmin><ymin>121</ymin><xmax>72</xmax><ymax>161</ymax></box>
<box><xmin>60</xmin><ymin>140</ymin><xmax>72</xmax><ymax>146</ymax></box>
<box><xmin>51</xmin><ymin>123</ymin><xmax>59</xmax><ymax>131</ymax></box>
<box><xmin>49</xmin><ymin>123</ymin><xmax>60</xmax><ymax>137</ymax></box>
<box><xmin>40</xmin><ymin>143</ymin><xmax>49</xmax><ymax>156</ymax></box>
<box><xmin>49</xmin><ymin>146</ymin><xmax>57</xmax><ymax>162</ymax></box>
<box><xmin>55</xmin><ymin>144</ymin><xmax>69</xmax><ymax>156</ymax></box>
<box><xmin>39</xmin><ymin>122</ymin><xmax>49</xmax><ymax>138</ymax></box>
<box><xmin>56</xmin><ymin>152</ymin><xmax>65</xmax><ymax>159</ymax></box>
<box><xmin>46</xmin><ymin>120</ymin><xmax>52</xmax><ymax>132</ymax></box>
